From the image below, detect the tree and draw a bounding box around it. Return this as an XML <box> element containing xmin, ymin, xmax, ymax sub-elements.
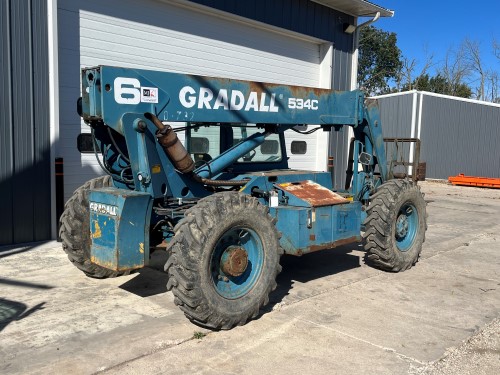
<box><xmin>358</xmin><ymin>26</ymin><xmax>402</xmax><ymax>95</ymax></box>
<box><xmin>486</xmin><ymin>70</ymin><xmax>499</xmax><ymax>103</ymax></box>
<box><xmin>407</xmin><ymin>73</ymin><xmax>472</xmax><ymax>98</ymax></box>
<box><xmin>397</xmin><ymin>53</ymin><xmax>434</xmax><ymax>91</ymax></box>
<box><xmin>440</xmin><ymin>43</ymin><xmax>472</xmax><ymax>97</ymax></box>
<box><xmin>463</xmin><ymin>38</ymin><xmax>486</xmax><ymax>100</ymax></box>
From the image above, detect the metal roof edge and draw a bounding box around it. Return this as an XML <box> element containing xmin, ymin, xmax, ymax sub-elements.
<box><xmin>372</xmin><ymin>90</ymin><xmax>500</xmax><ymax>108</ymax></box>
<box><xmin>418</xmin><ymin>91</ymin><xmax>500</xmax><ymax>108</ymax></box>
<box><xmin>312</xmin><ymin>0</ymin><xmax>394</xmax><ymax>18</ymax></box>
<box><xmin>371</xmin><ymin>90</ymin><xmax>417</xmax><ymax>99</ymax></box>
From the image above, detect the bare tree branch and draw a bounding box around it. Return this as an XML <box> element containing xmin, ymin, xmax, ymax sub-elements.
<box><xmin>494</xmin><ymin>39</ymin><xmax>500</xmax><ymax>60</ymax></box>
<box><xmin>463</xmin><ymin>38</ymin><xmax>486</xmax><ymax>101</ymax></box>
<box><xmin>440</xmin><ymin>43</ymin><xmax>472</xmax><ymax>97</ymax></box>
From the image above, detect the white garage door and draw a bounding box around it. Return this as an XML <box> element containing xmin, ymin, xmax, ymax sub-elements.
<box><xmin>58</xmin><ymin>0</ymin><xmax>330</xmax><ymax>199</ymax></box>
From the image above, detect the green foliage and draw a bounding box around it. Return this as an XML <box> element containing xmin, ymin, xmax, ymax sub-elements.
<box><xmin>407</xmin><ymin>74</ymin><xmax>473</xmax><ymax>98</ymax></box>
<box><xmin>358</xmin><ymin>26</ymin><xmax>402</xmax><ymax>95</ymax></box>
<box><xmin>193</xmin><ymin>331</ymin><xmax>206</xmax><ymax>339</ymax></box>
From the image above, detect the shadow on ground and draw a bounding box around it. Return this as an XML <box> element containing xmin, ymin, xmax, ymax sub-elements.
<box><xmin>119</xmin><ymin>250</ymin><xmax>169</xmax><ymax>297</ymax></box>
<box><xmin>0</xmin><ymin>241</ymin><xmax>53</xmax><ymax>258</ymax></box>
<box><xmin>118</xmin><ymin>243</ymin><xmax>365</xmax><ymax>315</ymax></box>
<box><xmin>0</xmin><ymin>277</ymin><xmax>52</xmax><ymax>331</ymax></box>
<box><xmin>0</xmin><ymin>299</ymin><xmax>46</xmax><ymax>332</ymax></box>
<box><xmin>265</xmin><ymin>243</ymin><xmax>364</xmax><ymax>311</ymax></box>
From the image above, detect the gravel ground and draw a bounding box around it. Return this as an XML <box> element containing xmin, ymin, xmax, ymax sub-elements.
<box><xmin>411</xmin><ymin>181</ymin><xmax>500</xmax><ymax>375</ymax></box>
<box><xmin>410</xmin><ymin>317</ymin><xmax>500</xmax><ymax>375</ymax></box>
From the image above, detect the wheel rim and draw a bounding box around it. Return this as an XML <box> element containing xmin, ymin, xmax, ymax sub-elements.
<box><xmin>211</xmin><ymin>227</ymin><xmax>264</xmax><ymax>299</ymax></box>
<box><xmin>395</xmin><ymin>202</ymin><xmax>418</xmax><ymax>252</ymax></box>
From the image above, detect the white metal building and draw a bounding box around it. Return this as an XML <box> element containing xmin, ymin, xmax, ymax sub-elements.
<box><xmin>373</xmin><ymin>90</ymin><xmax>500</xmax><ymax>179</ymax></box>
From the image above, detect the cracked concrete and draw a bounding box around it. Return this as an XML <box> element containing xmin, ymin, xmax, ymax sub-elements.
<box><xmin>1</xmin><ymin>181</ymin><xmax>499</xmax><ymax>374</ymax></box>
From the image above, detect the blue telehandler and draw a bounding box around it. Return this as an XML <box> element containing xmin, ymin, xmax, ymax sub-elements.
<box><xmin>60</xmin><ymin>66</ymin><xmax>426</xmax><ymax>329</ymax></box>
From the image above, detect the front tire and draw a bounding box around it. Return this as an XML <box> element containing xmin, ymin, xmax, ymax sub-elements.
<box><xmin>363</xmin><ymin>180</ymin><xmax>427</xmax><ymax>272</ymax></box>
<box><xmin>59</xmin><ymin>176</ymin><xmax>131</xmax><ymax>278</ymax></box>
<box><xmin>165</xmin><ymin>192</ymin><xmax>283</xmax><ymax>329</ymax></box>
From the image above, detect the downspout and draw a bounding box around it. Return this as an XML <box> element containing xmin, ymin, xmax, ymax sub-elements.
<box><xmin>345</xmin><ymin>12</ymin><xmax>381</xmax><ymax>188</ymax></box>
<box><xmin>351</xmin><ymin>12</ymin><xmax>381</xmax><ymax>90</ymax></box>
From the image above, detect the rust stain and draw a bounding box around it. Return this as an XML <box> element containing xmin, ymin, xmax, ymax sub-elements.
<box><xmin>279</xmin><ymin>180</ymin><xmax>350</xmax><ymax>207</ymax></box>
<box><xmin>221</xmin><ymin>247</ymin><xmax>248</xmax><ymax>277</ymax></box>
<box><xmin>246</xmin><ymin>170</ymin><xmax>319</xmax><ymax>176</ymax></box>
<box><xmin>90</xmin><ymin>255</ymin><xmax>114</xmax><ymax>270</ymax></box>
<box><xmin>247</xmin><ymin>81</ymin><xmax>330</xmax><ymax>98</ymax></box>
<box><xmin>151</xmin><ymin>164</ymin><xmax>161</xmax><ymax>174</ymax></box>
<box><xmin>291</xmin><ymin>236</ymin><xmax>360</xmax><ymax>256</ymax></box>
<box><xmin>199</xmin><ymin>75</ymin><xmax>332</xmax><ymax>98</ymax></box>
<box><xmin>92</xmin><ymin>220</ymin><xmax>102</xmax><ymax>239</ymax></box>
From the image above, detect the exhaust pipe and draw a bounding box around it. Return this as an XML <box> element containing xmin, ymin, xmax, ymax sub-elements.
<box><xmin>144</xmin><ymin>112</ymin><xmax>195</xmax><ymax>174</ymax></box>
<box><xmin>144</xmin><ymin>113</ymin><xmax>248</xmax><ymax>186</ymax></box>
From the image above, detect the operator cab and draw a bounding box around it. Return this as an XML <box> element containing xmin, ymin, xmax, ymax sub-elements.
<box><xmin>184</xmin><ymin>123</ymin><xmax>289</xmax><ymax>174</ymax></box>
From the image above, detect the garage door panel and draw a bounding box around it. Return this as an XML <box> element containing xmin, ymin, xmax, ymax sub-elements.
<box><xmin>73</xmin><ymin>0</ymin><xmax>321</xmax><ymax>64</ymax></box>
<box><xmin>79</xmin><ymin>10</ymin><xmax>321</xmax><ymax>65</ymax></box>
<box><xmin>79</xmin><ymin>19</ymin><xmax>319</xmax><ymax>85</ymax></box>
<box><xmin>80</xmin><ymin>49</ymin><xmax>318</xmax><ymax>87</ymax></box>
<box><xmin>79</xmin><ymin>40</ymin><xmax>317</xmax><ymax>77</ymax></box>
<box><xmin>80</xmin><ymin>26</ymin><xmax>318</xmax><ymax>75</ymax></box>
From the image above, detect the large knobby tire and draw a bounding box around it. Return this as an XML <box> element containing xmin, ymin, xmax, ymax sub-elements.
<box><xmin>59</xmin><ymin>176</ymin><xmax>131</xmax><ymax>278</ymax></box>
<box><xmin>363</xmin><ymin>180</ymin><xmax>427</xmax><ymax>272</ymax></box>
<box><xmin>165</xmin><ymin>192</ymin><xmax>283</xmax><ymax>330</ymax></box>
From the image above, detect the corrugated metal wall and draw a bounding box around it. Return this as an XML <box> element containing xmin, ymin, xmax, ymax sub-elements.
<box><xmin>329</xmin><ymin>18</ymin><xmax>355</xmax><ymax>190</ymax></box>
<box><xmin>0</xmin><ymin>0</ymin><xmax>51</xmax><ymax>246</ymax></box>
<box><xmin>376</xmin><ymin>93</ymin><xmax>415</xmax><ymax>138</ymax></box>
<box><xmin>374</xmin><ymin>91</ymin><xmax>500</xmax><ymax>180</ymax></box>
<box><xmin>420</xmin><ymin>95</ymin><xmax>500</xmax><ymax>179</ymax></box>
<box><xmin>190</xmin><ymin>0</ymin><xmax>355</xmax><ymax>43</ymax></box>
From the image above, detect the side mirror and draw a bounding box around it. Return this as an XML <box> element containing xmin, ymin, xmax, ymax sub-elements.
<box><xmin>359</xmin><ymin>152</ymin><xmax>372</xmax><ymax>165</ymax></box>
<box><xmin>77</xmin><ymin>97</ymin><xmax>83</xmax><ymax>117</ymax></box>
<box><xmin>77</xmin><ymin>133</ymin><xmax>98</xmax><ymax>153</ymax></box>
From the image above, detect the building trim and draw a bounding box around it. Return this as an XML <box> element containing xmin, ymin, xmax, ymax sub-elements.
<box><xmin>182</xmin><ymin>0</ymin><xmax>356</xmax><ymax>44</ymax></box>
<box><xmin>374</xmin><ymin>90</ymin><xmax>500</xmax><ymax>109</ymax></box>
<box><xmin>418</xmin><ymin>91</ymin><xmax>500</xmax><ymax>108</ymax></box>
<box><xmin>371</xmin><ymin>90</ymin><xmax>417</xmax><ymax>99</ymax></box>
<box><xmin>417</xmin><ymin>92</ymin><xmax>423</xmax><ymax>138</ymax></box>
<box><xmin>313</xmin><ymin>0</ymin><xmax>394</xmax><ymax>18</ymax></box>
<box><xmin>408</xmin><ymin>91</ymin><xmax>418</xmax><ymax>173</ymax></box>
<box><xmin>48</xmin><ymin>0</ymin><xmax>59</xmax><ymax>239</ymax></box>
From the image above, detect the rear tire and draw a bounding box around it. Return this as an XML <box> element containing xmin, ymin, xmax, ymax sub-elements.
<box><xmin>165</xmin><ymin>192</ymin><xmax>283</xmax><ymax>329</ymax></box>
<box><xmin>363</xmin><ymin>180</ymin><xmax>427</xmax><ymax>272</ymax></box>
<box><xmin>59</xmin><ymin>176</ymin><xmax>131</xmax><ymax>278</ymax></box>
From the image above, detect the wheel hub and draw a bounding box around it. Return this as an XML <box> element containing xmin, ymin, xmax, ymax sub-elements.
<box><xmin>396</xmin><ymin>214</ymin><xmax>409</xmax><ymax>238</ymax></box>
<box><xmin>220</xmin><ymin>246</ymin><xmax>249</xmax><ymax>277</ymax></box>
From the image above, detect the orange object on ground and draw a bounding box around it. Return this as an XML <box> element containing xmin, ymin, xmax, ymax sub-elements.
<box><xmin>448</xmin><ymin>174</ymin><xmax>500</xmax><ymax>189</ymax></box>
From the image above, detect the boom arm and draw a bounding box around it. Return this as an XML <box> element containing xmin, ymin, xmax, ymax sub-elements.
<box><xmin>81</xmin><ymin>65</ymin><xmax>389</xmax><ymax>192</ymax></box>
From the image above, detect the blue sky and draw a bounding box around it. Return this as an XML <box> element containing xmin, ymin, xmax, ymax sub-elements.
<box><xmin>374</xmin><ymin>1</ymin><xmax>500</xmax><ymax>77</ymax></box>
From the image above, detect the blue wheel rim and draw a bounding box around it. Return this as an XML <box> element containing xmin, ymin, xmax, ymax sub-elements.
<box><xmin>395</xmin><ymin>203</ymin><xmax>418</xmax><ymax>252</ymax></box>
<box><xmin>211</xmin><ymin>227</ymin><xmax>264</xmax><ymax>299</ymax></box>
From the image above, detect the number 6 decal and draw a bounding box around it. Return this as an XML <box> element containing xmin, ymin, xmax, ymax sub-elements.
<box><xmin>114</xmin><ymin>77</ymin><xmax>141</xmax><ymax>104</ymax></box>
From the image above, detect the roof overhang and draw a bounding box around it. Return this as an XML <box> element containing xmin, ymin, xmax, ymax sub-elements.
<box><xmin>312</xmin><ymin>0</ymin><xmax>394</xmax><ymax>18</ymax></box>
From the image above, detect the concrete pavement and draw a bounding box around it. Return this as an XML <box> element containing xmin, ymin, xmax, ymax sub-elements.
<box><xmin>1</xmin><ymin>181</ymin><xmax>499</xmax><ymax>374</ymax></box>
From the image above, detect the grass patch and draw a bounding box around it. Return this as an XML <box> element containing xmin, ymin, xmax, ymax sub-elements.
<box><xmin>193</xmin><ymin>331</ymin><xmax>207</xmax><ymax>340</ymax></box>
